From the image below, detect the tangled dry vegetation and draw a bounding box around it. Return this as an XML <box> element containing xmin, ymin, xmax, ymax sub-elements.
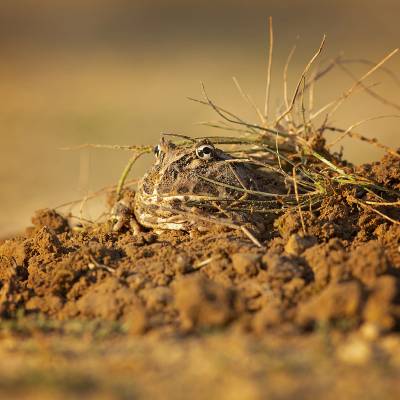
<box><xmin>62</xmin><ymin>24</ymin><xmax>400</xmax><ymax>236</ymax></box>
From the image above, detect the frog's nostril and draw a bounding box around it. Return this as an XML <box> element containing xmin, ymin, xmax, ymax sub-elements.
<box><xmin>153</xmin><ymin>144</ymin><xmax>161</xmax><ymax>157</ymax></box>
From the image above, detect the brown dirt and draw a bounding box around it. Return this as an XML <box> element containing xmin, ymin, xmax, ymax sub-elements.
<box><xmin>1</xmin><ymin>152</ymin><xmax>400</xmax><ymax>398</ymax></box>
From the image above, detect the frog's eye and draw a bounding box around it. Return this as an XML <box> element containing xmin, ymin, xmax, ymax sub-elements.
<box><xmin>153</xmin><ymin>144</ymin><xmax>162</xmax><ymax>158</ymax></box>
<box><xmin>196</xmin><ymin>144</ymin><xmax>214</xmax><ymax>160</ymax></box>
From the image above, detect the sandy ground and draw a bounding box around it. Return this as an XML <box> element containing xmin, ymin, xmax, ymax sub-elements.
<box><xmin>1</xmin><ymin>330</ymin><xmax>400</xmax><ymax>400</ymax></box>
<box><xmin>1</xmin><ymin>0</ymin><xmax>400</xmax><ymax>236</ymax></box>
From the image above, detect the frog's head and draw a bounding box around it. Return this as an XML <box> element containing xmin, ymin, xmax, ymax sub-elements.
<box><xmin>134</xmin><ymin>135</ymin><xmax>260</xmax><ymax>230</ymax></box>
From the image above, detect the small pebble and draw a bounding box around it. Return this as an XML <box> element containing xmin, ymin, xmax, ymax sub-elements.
<box><xmin>174</xmin><ymin>253</ymin><xmax>192</xmax><ymax>274</ymax></box>
<box><xmin>336</xmin><ymin>338</ymin><xmax>372</xmax><ymax>365</ymax></box>
<box><xmin>360</xmin><ymin>323</ymin><xmax>380</xmax><ymax>341</ymax></box>
<box><xmin>231</xmin><ymin>253</ymin><xmax>260</xmax><ymax>276</ymax></box>
<box><xmin>284</xmin><ymin>234</ymin><xmax>317</xmax><ymax>256</ymax></box>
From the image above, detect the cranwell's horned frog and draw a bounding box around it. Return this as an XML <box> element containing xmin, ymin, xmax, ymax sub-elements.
<box><xmin>111</xmin><ymin>136</ymin><xmax>283</xmax><ymax>236</ymax></box>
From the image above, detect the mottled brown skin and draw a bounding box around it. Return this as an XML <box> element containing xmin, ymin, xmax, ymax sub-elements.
<box><xmin>113</xmin><ymin>136</ymin><xmax>278</xmax><ymax>233</ymax></box>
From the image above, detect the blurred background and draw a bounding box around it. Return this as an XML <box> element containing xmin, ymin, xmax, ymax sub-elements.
<box><xmin>0</xmin><ymin>0</ymin><xmax>399</xmax><ymax>237</ymax></box>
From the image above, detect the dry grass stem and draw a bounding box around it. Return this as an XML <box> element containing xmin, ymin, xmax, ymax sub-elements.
<box><xmin>336</xmin><ymin>59</ymin><xmax>400</xmax><ymax>112</ymax></box>
<box><xmin>292</xmin><ymin>168</ymin><xmax>307</xmax><ymax>235</ymax></box>
<box><xmin>327</xmin><ymin>115</ymin><xmax>400</xmax><ymax>149</ymax></box>
<box><xmin>326</xmin><ymin>48</ymin><xmax>399</xmax><ymax>120</ymax></box>
<box><xmin>349</xmin><ymin>196</ymin><xmax>400</xmax><ymax>226</ymax></box>
<box><xmin>283</xmin><ymin>45</ymin><xmax>297</xmax><ymax>110</ymax></box>
<box><xmin>264</xmin><ymin>16</ymin><xmax>274</xmax><ymax>121</ymax></box>
<box><xmin>275</xmin><ymin>35</ymin><xmax>326</xmax><ymax>126</ymax></box>
<box><xmin>309</xmin><ymin>82</ymin><xmax>380</xmax><ymax>123</ymax></box>
<box><xmin>325</xmin><ymin>124</ymin><xmax>400</xmax><ymax>158</ymax></box>
<box><xmin>116</xmin><ymin>149</ymin><xmax>152</xmax><ymax>197</ymax></box>
<box><xmin>233</xmin><ymin>76</ymin><xmax>265</xmax><ymax>124</ymax></box>
<box><xmin>61</xmin><ymin>143</ymin><xmax>143</xmax><ymax>151</ymax></box>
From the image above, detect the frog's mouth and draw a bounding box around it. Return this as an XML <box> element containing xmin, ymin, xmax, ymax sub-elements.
<box><xmin>134</xmin><ymin>188</ymin><xmax>227</xmax><ymax>231</ymax></box>
<box><xmin>134</xmin><ymin>191</ymin><xmax>191</xmax><ymax>231</ymax></box>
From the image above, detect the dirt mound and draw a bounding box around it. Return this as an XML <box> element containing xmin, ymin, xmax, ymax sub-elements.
<box><xmin>0</xmin><ymin>154</ymin><xmax>400</xmax><ymax>338</ymax></box>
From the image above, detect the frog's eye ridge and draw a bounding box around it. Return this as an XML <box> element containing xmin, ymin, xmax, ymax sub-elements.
<box><xmin>196</xmin><ymin>144</ymin><xmax>214</xmax><ymax>160</ymax></box>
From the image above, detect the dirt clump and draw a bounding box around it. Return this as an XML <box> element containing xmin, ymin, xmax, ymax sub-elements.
<box><xmin>363</xmin><ymin>275</ymin><xmax>400</xmax><ymax>332</ymax></box>
<box><xmin>174</xmin><ymin>275</ymin><xmax>242</xmax><ymax>331</ymax></box>
<box><xmin>30</xmin><ymin>208</ymin><xmax>70</xmax><ymax>234</ymax></box>
<box><xmin>296</xmin><ymin>281</ymin><xmax>363</xmax><ymax>328</ymax></box>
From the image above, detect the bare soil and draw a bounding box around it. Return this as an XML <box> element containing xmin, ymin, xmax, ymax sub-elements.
<box><xmin>1</xmin><ymin>152</ymin><xmax>400</xmax><ymax>399</ymax></box>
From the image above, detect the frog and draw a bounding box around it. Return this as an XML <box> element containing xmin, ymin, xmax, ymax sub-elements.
<box><xmin>111</xmin><ymin>135</ymin><xmax>284</xmax><ymax>238</ymax></box>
